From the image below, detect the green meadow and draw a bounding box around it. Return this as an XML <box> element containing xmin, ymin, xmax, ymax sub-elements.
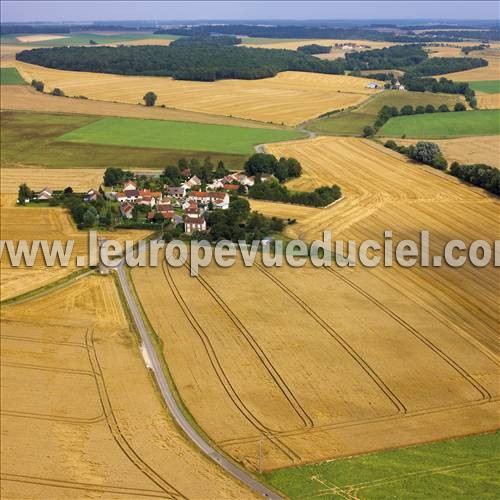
<box><xmin>0</xmin><ymin>67</ymin><xmax>25</xmax><ymax>85</ymax></box>
<box><xmin>378</xmin><ymin>109</ymin><xmax>500</xmax><ymax>138</ymax></box>
<box><xmin>468</xmin><ymin>80</ymin><xmax>500</xmax><ymax>94</ymax></box>
<box><xmin>58</xmin><ymin>116</ymin><xmax>305</xmax><ymax>155</ymax></box>
<box><xmin>265</xmin><ymin>432</ymin><xmax>500</xmax><ymax>499</ymax></box>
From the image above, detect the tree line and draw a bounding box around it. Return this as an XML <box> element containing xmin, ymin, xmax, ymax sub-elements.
<box><xmin>363</xmin><ymin>101</ymin><xmax>467</xmax><ymax>137</ymax></box>
<box><xmin>248</xmin><ymin>178</ymin><xmax>342</xmax><ymax>207</ymax></box>
<box><xmin>16</xmin><ymin>45</ymin><xmax>345</xmax><ymax>81</ymax></box>
<box><xmin>384</xmin><ymin>140</ymin><xmax>499</xmax><ymax>195</ymax></box>
<box><xmin>154</xmin><ymin>24</ymin><xmax>495</xmax><ymax>43</ymax></box>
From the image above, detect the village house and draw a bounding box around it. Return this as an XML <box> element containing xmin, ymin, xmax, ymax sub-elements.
<box><xmin>157</xmin><ymin>202</ymin><xmax>175</xmax><ymax>219</ymax></box>
<box><xmin>166</xmin><ymin>185</ymin><xmax>188</xmax><ymax>198</ymax></box>
<box><xmin>120</xmin><ymin>202</ymin><xmax>134</xmax><ymax>219</ymax></box>
<box><xmin>182</xmin><ymin>175</ymin><xmax>202</xmax><ymax>190</ymax></box>
<box><xmin>187</xmin><ymin>191</ymin><xmax>230</xmax><ymax>210</ymax></box>
<box><xmin>84</xmin><ymin>188</ymin><xmax>100</xmax><ymax>202</ymax></box>
<box><xmin>184</xmin><ymin>216</ymin><xmax>207</xmax><ymax>234</ymax></box>
<box><xmin>37</xmin><ymin>187</ymin><xmax>53</xmax><ymax>200</ymax></box>
<box><xmin>123</xmin><ymin>180</ymin><xmax>137</xmax><ymax>191</ymax></box>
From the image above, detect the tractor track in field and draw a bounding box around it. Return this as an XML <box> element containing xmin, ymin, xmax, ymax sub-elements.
<box><xmin>324</xmin><ymin>267</ymin><xmax>492</xmax><ymax>402</ymax></box>
<box><xmin>162</xmin><ymin>259</ymin><xmax>303</xmax><ymax>463</ymax></box>
<box><xmin>85</xmin><ymin>328</ymin><xmax>186</xmax><ymax>499</ymax></box>
<box><xmin>0</xmin><ymin>473</ymin><xmax>170</xmax><ymax>498</ymax></box>
<box><xmin>254</xmin><ymin>263</ymin><xmax>407</xmax><ymax>415</ymax></box>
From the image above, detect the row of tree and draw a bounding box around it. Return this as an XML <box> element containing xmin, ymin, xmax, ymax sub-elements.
<box><xmin>406</xmin><ymin>56</ymin><xmax>487</xmax><ymax>77</ymax></box>
<box><xmin>244</xmin><ymin>153</ymin><xmax>302</xmax><ymax>182</ymax></box>
<box><xmin>248</xmin><ymin>178</ymin><xmax>342</xmax><ymax>207</ymax></box>
<box><xmin>154</xmin><ymin>25</ymin><xmax>496</xmax><ymax>43</ymax></box>
<box><xmin>17</xmin><ymin>45</ymin><xmax>345</xmax><ymax>81</ymax></box>
<box><xmin>384</xmin><ymin>140</ymin><xmax>448</xmax><ymax>170</ymax></box>
<box><xmin>449</xmin><ymin>162</ymin><xmax>499</xmax><ymax>195</ymax></box>
<box><xmin>363</xmin><ymin>101</ymin><xmax>466</xmax><ymax>138</ymax></box>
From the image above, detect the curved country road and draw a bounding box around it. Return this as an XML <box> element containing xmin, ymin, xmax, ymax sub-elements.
<box><xmin>114</xmin><ymin>259</ymin><xmax>281</xmax><ymax>499</ymax></box>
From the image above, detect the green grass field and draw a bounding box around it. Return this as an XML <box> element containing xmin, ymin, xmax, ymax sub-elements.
<box><xmin>308</xmin><ymin>91</ymin><xmax>464</xmax><ymax>136</ymax></box>
<box><xmin>468</xmin><ymin>80</ymin><xmax>500</xmax><ymax>94</ymax></box>
<box><xmin>378</xmin><ymin>109</ymin><xmax>500</xmax><ymax>138</ymax></box>
<box><xmin>0</xmin><ymin>111</ymin><xmax>246</xmax><ymax>169</ymax></box>
<box><xmin>58</xmin><ymin>116</ymin><xmax>305</xmax><ymax>155</ymax></box>
<box><xmin>265</xmin><ymin>432</ymin><xmax>500</xmax><ymax>499</ymax></box>
<box><xmin>0</xmin><ymin>67</ymin><xmax>25</xmax><ymax>85</ymax></box>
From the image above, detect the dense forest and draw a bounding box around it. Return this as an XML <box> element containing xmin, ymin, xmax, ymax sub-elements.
<box><xmin>169</xmin><ymin>35</ymin><xmax>241</xmax><ymax>47</ymax></box>
<box><xmin>154</xmin><ymin>24</ymin><xmax>492</xmax><ymax>43</ymax></box>
<box><xmin>16</xmin><ymin>44</ymin><xmax>345</xmax><ymax>81</ymax></box>
<box><xmin>407</xmin><ymin>56</ymin><xmax>487</xmax><ymax>76</ymax></box>
<box><xmin>344</xmin><ymin>44</ymin><xmax>487</xmax><ymax>75</ymax></box>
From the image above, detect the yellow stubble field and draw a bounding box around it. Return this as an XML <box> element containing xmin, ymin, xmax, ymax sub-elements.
<box><xmin>0</xmin><ymin>275</ymin><xmax>254</xmax><ymax>498</ymax></box>
<box><xmin>131</xmin><ymin>138</ymin><xmax>499</xmax><ymax>471</ymax></box>
<box><xmin>389</xmin><ymin>136</ymin><xmax>500</xmax><ymax>168</ymax></box>
<box><xmin>10</xmin><ymin>62</ymin><xmax>382</xmax><ymax>125</ymax></box>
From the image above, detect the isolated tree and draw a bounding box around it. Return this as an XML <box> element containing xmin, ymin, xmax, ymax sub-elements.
<box><xmin>31</xmin><ymin>79</ymin><xmax>44</xmax><ymax>92</ymax></box>
<box><xmin>362</xmin><ymin>125</ymin><xmax>375</xmax><ymax>138</ymax></box>
<box><xmin>454</xmin><ymin>102</ymin><xmax>466</xmax><ymax>112</ymax></box>
<box><xmin>215</xmin><ymin>160</ymin><xmax>227</xmax><ymax>179</ymax></box>
<box><xmin>51</xmin><ymin>88</ymin><xmax>64</xmax><ymax>96</ymax></box>
<box><xmin>438</xmin><ymin>104</ymin><xmax>450</xmax><ymax>112</ymax></box>
<box><xmin>18</xmin><ymin>183</ymin><xmax>33</xmax><ymax>203</ymax></box>
<box><xmin>415</xmin><ymin>105</ymin><xmax>425</xmax><ymax>114</ymax></box>
<box><xmin>425</xmin><ymin>104</ymin><xmax>435</xmax><ymax>113</ymax></box>
<box><xmin>143</xmin><ymin>91</ymin><xmax>158</xmax><ymax>106</ymax></box>
<box><xmin>63</xmin><ymin>186</ymin><xmax>73</xmax><ymax>195</ymax></box>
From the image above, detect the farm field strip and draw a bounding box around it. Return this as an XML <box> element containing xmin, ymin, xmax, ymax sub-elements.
<box><xmin>58</xmin><ymin>116</ymin><xmax>305</xmax><ymax>155</ymax></box>
<box><xmin>377</xmin><ymin>109</ymin><xmax>500</xmax><ymax>138</ymax></box>
<box><xmin>0</xmin><ymin>85</ymin><xmax>290</xmax><ymax>129</ymax></box>
<box><xmin>0</xmin><ymin>276</ymin><xmax>254</xmax><ymax>498</ymax></box>
<box><xmin>387</xmin><ymin>135</ymin><xmax>500</xmax><ymax>168</ymax></box>
<box><xmin>9</xmin><ymin>62</ymin><xmax>382</xmax><ymax>125</ymax></box>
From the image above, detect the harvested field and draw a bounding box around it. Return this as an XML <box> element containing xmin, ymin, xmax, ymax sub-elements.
<box><xmin>16</xmin><ymin>34</ymin><xmax>68</xmax><ymax>43</ymax></box>
<box><xmin>132</xmin><ymin>136</ymin><xmax>499</xmax><ymax>471</ymax></box>
<box><xmin>241</xmin><ymin>38</ymin><xmax>394</xmax><ymax>52</ymax></box>
<box><xmin>387</xmin><ymin>136</ymin><xmax>500</xmax><ymax>168</ymax></box>
<box><xmin>0</xmin><ymin>203</ymin><xmax>150</xmax><ymax>300</ymax></box>
<box><xmin>0</xmin><ymin>167</ymin><xmax>105</xmax><ymax>193</ymax></box>
<box><xmin>0</xmin><ymin>85</ymin><xmax>285</xmax><ymax>129</ymax></box>
<box><xmin>0</xmin><ymin>275</ymin><xmax>254</xmax><ymax>498</ymax></box>
<box><xmin>10</xmin><ymin>62</ymin><xmax>382</xmax><ymax>125</ymax></box>
<box><xmin>476</xmin><ymin>91</ymin><xmax>500</xmax><ymax>109</ymax></box>
<box><xmin>436</xmin><ymin>48</ymin><xmax>500</xmax><ymax>81</ymax></box>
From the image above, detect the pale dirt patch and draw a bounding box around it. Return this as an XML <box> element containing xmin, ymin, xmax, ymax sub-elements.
<box><xmin>16</xmin><ymin>34</ymin><xmax>68</xmax><ymax>43</ymax></box>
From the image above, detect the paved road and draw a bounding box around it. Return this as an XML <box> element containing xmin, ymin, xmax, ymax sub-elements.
<box><xmin>114</xmin><ymin>259</ymin><xmax>281</xmax><ymax>499</ymax></box>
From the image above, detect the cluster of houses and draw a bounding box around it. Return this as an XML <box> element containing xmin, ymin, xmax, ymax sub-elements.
<box><xmin>366</xmin><ymin>79</ymin><xmax>406</xmax><ymax>91</ymax></box>
<box><xmin>97</xmin><ymin>172</ymin><xmax>258</xmax><ymax>234</ymax></box>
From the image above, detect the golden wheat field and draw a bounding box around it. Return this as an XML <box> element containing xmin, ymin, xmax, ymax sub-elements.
<box><xmin>242</xmin><ymin>38</ymin><xmax>394</xmax><ymax>51</ymax></box>
<box><xmin>131</xmin><ymin>136</ymin><xmax>499</xmax><ymax>470</ymax></box>
<box><xmin>0</xmin><ymin>205</ymin><xmax>151</xmax><ymax>300</ymax></box>
<box><xmin>389</xmin><ymin>136</ymin><xmax>500</xmax><ymax>168</ymax></box>
<box><xmin>0</xmin><ymin>275</ymin><xmax>254</xmax><ymax>498</ymax></box>
<box><xmin>10</xmin><ymin>62</ymin><xmax>382</xmax><ymax>125</ymax></box>
<box><xmin>0</xmin><ymin>167</ymin><xmax>105</xmax><ymax>192</ymax></box>
<box><xmin>0</xmin><ymin>85</ymin><xmax>288</xmax><ymax>129</ymax></box>
<box><xmin>476</xmin><ymin>91</ymin><xmax>500</xmax><ymax>109</ymax></box>
<box><xmin>437</xmin><ymin>47</ymin><xmax>500</xmax><ymax>81</ymax></box>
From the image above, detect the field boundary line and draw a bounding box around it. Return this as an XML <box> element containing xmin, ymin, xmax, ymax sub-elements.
<box><xmin>162</xmin><ymin>260</ymin><xmax>301</xmax><ymax>463</ymax></box>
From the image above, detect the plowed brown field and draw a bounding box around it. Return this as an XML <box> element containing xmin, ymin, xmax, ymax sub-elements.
<box><xmin>9</xmin><ymin>62</ymin><xmax>382</xmax><ymax>125</ymax></box>
<box><xmin>0</xmin><ymin>275</ymin><xmax>254</xmax><ymax>498</ymax></box>
<box><xmin>132</xmin><ymin>136</ymin><xmax>499</xmax><ymax>471</ymax></box>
